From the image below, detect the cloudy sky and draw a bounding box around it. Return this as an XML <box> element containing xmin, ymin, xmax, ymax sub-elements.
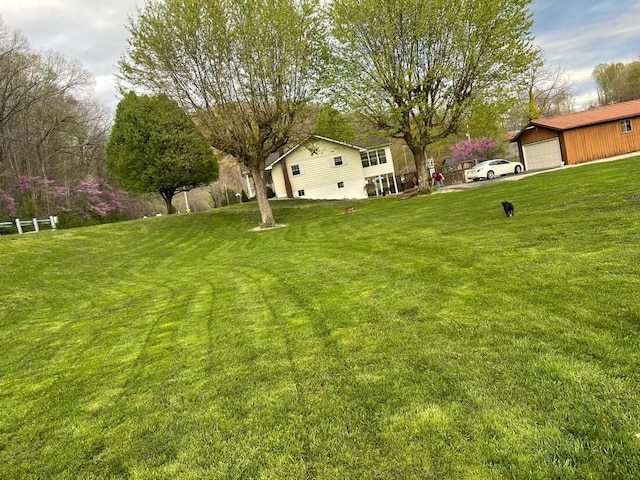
<box><xmin>530</xmin><ymin>0</ymin><xmax>640</xmax><ymax>106</ymax></box>
<box><xmin>1</xmin><ymin>0</ymin><xmax>639</xmax><ymax>112</ymax></box>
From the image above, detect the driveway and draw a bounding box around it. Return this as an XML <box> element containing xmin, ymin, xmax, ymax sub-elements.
<box><xmin>441</xmin><ymin>152</ymin><xmax>638</xmax><ymax>193</ymax></box>
<box><xmin>441</xmin><ymin>170</ymin><xmax>542</xmax><ymax>192</ymax></box>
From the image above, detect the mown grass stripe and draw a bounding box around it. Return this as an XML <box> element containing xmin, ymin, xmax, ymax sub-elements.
<box><xmin>1</xmin><ymin>157</ymin><xmax>640</xmax><ymax>478</ymax></box>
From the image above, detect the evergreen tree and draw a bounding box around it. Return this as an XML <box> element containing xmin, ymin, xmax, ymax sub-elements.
<box><xmin>106</xmin><ymin>92</ymin><xmax>219</xmax><ymax>214</ymax></box>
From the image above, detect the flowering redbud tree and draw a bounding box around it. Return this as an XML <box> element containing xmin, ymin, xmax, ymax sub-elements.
<box><xmin>0</xmin><ymin>193</ymin><xmax>16</xmax><ymax>218</ymax></box>
<box><xmin>0</xmin><ymin>177</ymin><xmax>137</xmax><ymax>225</ymax></box>
<box><xmin>11</xmin><ymin>176</ymin><xmax>54</xmax><ymax>217</ymax></box>
<box><xmin>450</xmin><ymin>137</ymin><xmax>500</xmax><ymax>167</ymax></box>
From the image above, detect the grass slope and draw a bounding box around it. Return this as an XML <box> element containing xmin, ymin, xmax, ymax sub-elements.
<box><xmin>1</xmin><ymin>158</ymin><xmax>640</xmax><ymax>479</ymax></box>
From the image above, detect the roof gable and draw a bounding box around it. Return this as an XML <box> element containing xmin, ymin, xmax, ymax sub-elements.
<box><xmin>266</xmin><ymin>135</ymin><xmax>366</xmax><ymax>169</ymax></box>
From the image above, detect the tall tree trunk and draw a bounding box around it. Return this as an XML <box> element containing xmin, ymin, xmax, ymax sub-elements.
<box><xmin>160</xmin><ymin>191</ymin><xmax>176</xmax><ymax>214</ymax></box>
<box><xmin>412</xmin><ymin>146</ymin><xmax>432</xmax><ymax>189</ymax></box>
<box><xmin>249</xmin><ymin>163</ymin><xmax>276</xmax><ymax>228</ymax></box>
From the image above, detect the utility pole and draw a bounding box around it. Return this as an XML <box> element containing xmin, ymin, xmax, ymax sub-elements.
<box><xmin>402</xmin><ymin>145</ymin><xmax>409</xmax><ymax>173</ymax></box>
<box><xmin>183</xmin><ymin>191</ymin><xmax>190</xmax><ymax>213</ymax></box>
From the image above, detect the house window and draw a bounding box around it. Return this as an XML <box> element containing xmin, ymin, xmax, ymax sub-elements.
<box><xmin>291</xmin><ymin>164</ymin><xmax>301</xmax><ymax>175</ymax></box>
<box><xmin>621</xmin><ymin>119</ymin><xmax>633</xmax><ymax>133</ymax></box>
<box><xmin>297</xmin><ymin>189</ymin><xmax>305</xmax><ymax>197</ymax></box>
<box><xmin>337</xmin><ymin>181</ymin><xmax>344</xmax><ymax>188</ymax></box>
<box><xmin>361</xmin><ymin>151</ymin><xmax>378</xmax><ymax>166</ymax></box>
<box><xmin>334</xmin><ymin>156</ymin><xmax>343</xmax><ymax>166</ymax></box>
<box><xmin>361</xmin><ymin>149</ymin><xmax>387</xmax><ymax>167</ymax></box>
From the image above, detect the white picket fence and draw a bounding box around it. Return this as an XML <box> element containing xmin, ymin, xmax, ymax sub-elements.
<box><xmin>0</xmin><ymin>216</ymin><xmax>58</xmax><ymax>234</ymax></box>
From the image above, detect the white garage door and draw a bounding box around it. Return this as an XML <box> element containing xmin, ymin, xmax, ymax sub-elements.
<box><xmin>522</xmin><ymin>138</ymin><xmax>563</xmax><ymax>171</ymax></box>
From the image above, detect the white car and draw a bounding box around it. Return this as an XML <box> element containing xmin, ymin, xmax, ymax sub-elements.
<box><xmin>465</xmin><ymin>159</ymin><xmax>524</xmax><ymax>181</ymax></box>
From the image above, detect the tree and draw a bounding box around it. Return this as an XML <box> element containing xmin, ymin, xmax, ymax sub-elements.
<box><xmin>0</xmin><ymin>175</ymin><xmax>136</xmax><ymax>223</ymax></box>
<box><xmin>504</xmin><ymin>56</ymin><xmax>574</xmax><ymax>130</ymax></box>
<box><xmin>119</xmin><ymin>0</ymin><xmax>326</xmax><ymax>227</ymax></box>
<box><xmin>0</xmin><ymin>19</ymin><xmax>110</xmax><ymax>195</ymax></box>
<box><xmin>106</xmin><ymin>92</ymin><xmax>219</xmax><ymax>214</ymax></box>
<box><xmin>313</xmin><ymin>106</ymin><xmax>356</xmax><ymax>142</ymax></box>
<box><xmin>329</xmin><ymin>0</ymin><xmax>538</xmax><ymax>188</ymax></box>
<box><xmin>450</xmin><ymin>137</ymin><xmax>499</xmax><ymax>167</ymax></box>
<box><xmin>593</xmin><ymin>60</ymin><xmax>640</xmax><ymax>106</ymax></box>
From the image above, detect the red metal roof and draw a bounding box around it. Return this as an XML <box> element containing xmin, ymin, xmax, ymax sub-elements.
<box><xmin>532</xmin><ymin>99</ymin><xmax>640</xmax><ymax>131</ymax></box>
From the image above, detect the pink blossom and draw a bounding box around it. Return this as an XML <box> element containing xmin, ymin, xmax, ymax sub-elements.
<box><xmin>76</xmin><ymin>180</ymin><xmax>102</xmax><ymax>196</ymax></box>
<box><xmin>54</xmin><ymin>187</ymin><xmax>70</xmax><ymax>197</ymax></box>
<box><xmin>0</xmin><ymin>192</ymin><xmax>17</xmax><ymax>217</ymax></box>
<box><xmin>450</xmin><ymin>137</ymin><xmax>499</xmax><ymax>166</ymax></box>
<box><xmin>13</xmin><ymin>176</ymin><xmax>54</xmax><ymax>194</ymax></box>
<box><xmin>13</xmin><ymin>176</ymin><xmax>40</xmax><ymax>193</ymax></box>
<box><xmin>3</xmin><ymin>175</ymin><xmax>136</xmax><ymax>221</ymax></box>
<box><xmin>71</xmin><ymin>179</ymin><xmax>135</xmax><ymax>218</ymax></box>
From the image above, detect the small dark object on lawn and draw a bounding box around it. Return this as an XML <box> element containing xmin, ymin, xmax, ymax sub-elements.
<box><xmin>502</xmin><ymin>201</ymin><xmax>514</xmax><ymax>217</ymax></box>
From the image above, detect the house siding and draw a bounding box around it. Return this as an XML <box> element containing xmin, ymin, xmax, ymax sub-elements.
<box><xmin>299</xmin><ymin>178</ymin><xmax>367</xmax><ymax>199</ymax></box>
<box><xmin>270</xmin><ymin>164</ymin><xmax>288</xmax><ymax>199</ymax></box>
<box><xmin>285</xmin><ymin>139</ymin><xmax>368</xmax><ymax>199</ymax></box>
<box><xmin>267</xmin><ymin>138</ymin><xmax>397</xmax><ymax>199</ymax></box>
<box><xmin>519</xmin><ymin>126</ymin><xmax>560</xmax><ymax>144</ymax></box>
<box><xmin>562</xmin><ymin>117</ymin><xmax>640</xmax><ymax>164</ymax></box>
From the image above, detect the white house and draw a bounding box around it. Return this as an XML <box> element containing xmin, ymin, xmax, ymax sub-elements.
<box><xmin>265</xmin><ymin>135</ymin><xmax>398</xmax><ymax>200</ymax></box>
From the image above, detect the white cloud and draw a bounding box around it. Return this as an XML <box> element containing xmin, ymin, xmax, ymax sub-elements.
<box><xmin>531</xmin><ymin>0</ymin><xmax>640</xmax><ymax>109</ymax></box>
<box><xmin>1</xmin><ymin>0</ymin><xmax>639</xmax><ymax>113</ymax></box>
<box><xmin>0</xmin><ymin>0</ymin><xmax>142</xmax><ymax>110</ymax></box>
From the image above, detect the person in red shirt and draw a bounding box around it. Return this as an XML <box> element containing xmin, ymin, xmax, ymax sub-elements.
<box><xmin>433</xmin><ymin>171</ymin><xmax>445</xmax><ymax>190</ymax></box>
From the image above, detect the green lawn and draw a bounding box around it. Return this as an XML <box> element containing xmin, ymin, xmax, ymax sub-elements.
<box><xmin>1</xmin><ymin>158</ymin><xmax>640</xmax><ymax>479</ymax></box>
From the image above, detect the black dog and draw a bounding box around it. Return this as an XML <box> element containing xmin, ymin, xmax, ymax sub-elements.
<box><xmin>502</xmin><ymin>201</ymin><xmax>514</xmax><ymax>217</ymax></box>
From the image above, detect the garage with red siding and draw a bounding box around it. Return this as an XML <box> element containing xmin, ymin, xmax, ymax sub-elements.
<box><xmin>512</xmin><ymin>99</ymin><xmax>640</xmax><ymax>170</ymax></box>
